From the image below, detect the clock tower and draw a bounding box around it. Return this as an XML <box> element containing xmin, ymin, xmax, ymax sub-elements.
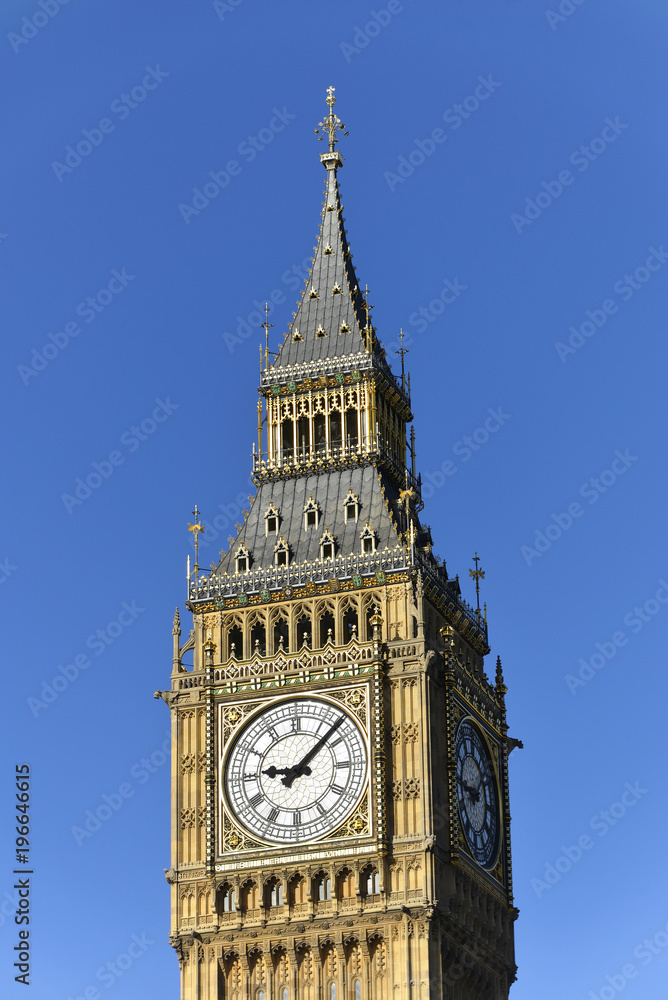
<box><xmin>159</xmin><ymin>89</ymin><xmax>519</xmax><ymax>1000</ymax></box>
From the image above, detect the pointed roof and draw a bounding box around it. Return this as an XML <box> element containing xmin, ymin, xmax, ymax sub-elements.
<box><xmin>262</xmin><ymin>89</ymin><xmax>398</xmax><ymax>389</ymax></box>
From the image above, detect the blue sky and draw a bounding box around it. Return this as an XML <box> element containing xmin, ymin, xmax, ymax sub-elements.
<box><xmin>2</xmin><ymin>0</ymin><xmax>668</xmax><ymax>997</ymax></box>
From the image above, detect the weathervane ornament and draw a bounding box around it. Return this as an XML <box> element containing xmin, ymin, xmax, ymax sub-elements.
<box><xmin>469</xmin><ymin>551</ymin><xmax>485</xmax><ymax>615</ymax></box>
<box><xmin>314</xmin><ymin>86</ymin><xmax>348</xmax><ymax>152</ymax></box>
<box><xmin>187</xmin><ymin>505</ymin><xmax>205</xmax><ymax>572</ymax></box>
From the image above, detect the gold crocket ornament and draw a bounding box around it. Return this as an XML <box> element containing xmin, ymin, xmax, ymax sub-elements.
<box><xmin>159</xmin><ymin>88</ymin><xmax>520</xmax><ymax>1000</ymax></box>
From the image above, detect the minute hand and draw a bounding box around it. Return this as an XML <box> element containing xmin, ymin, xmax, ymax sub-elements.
<box><xmin>282</xmin><ymin>715</ymin><xmax>345</xmax><ymax>788</ymax></box>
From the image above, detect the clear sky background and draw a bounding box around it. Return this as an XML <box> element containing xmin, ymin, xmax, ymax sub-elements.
<box><xmin>2</xmin><ymin>0</ymin><xmax>668</xmax><ymax>997</ymax></box>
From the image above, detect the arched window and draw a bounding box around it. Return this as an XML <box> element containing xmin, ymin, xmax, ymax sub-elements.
<box><xmin>342</xmin><ymin>490</ymin><xmax>360</xmax><ymax>523</ymax></box>
<box><xmin>365</xmin><ymin>869</ymin><xmax>380</xmax><ymax>895</ymax></box>
<box><xmin>265</xmin><ymin>503</ymin><xmax>280</xmax><ymax>535</ymax></box>
<box><xmin>220</xmin><ymin>885</ymin><xmax>236</xmax><ymax>912</ymax></box>
<box><xmin>354</xmin><ymin>981</ymin><xmax>361</xmax><ymax>1000</ymax></box>
<box><xmin>281</xmin><ymin>990</ymin><xmax>288</xmax><ymax>1000</ymax></box>
<box><xmin>360</xmin><ymin>524</ymin><xmax>376</xmax><ymax>555</ymax></box>
<box><xmin>320</xmin><ymin>530</ymin><xmax>335</xmax><ymax>562</ymax></box>
<box><xmin>330</xmin><ymin>983</ymin><xmax>337</xmax><ymax>1000</ymax></box>
<box><xmin>317</xmin><ymin>875</ymin><xmax>331</xmax><ymax>901</ymax></box>
<box><xmin>258</xmin><ymin>991</ymin><xmax>265</xmax><ymax>1000</ymax></box>
<box><xmin>319</xmin><ymin>610</ymin><xmax>335</xmax><ymax>648</ymax></box>
<box><xmin>228</xmin><ymin>624</ymin><xmax>242</xmax><ymax>659</ymax></box>
<box><xmin>303</xmin><ymin>496</ymin><xmax>319</xmax><ymax>529</ymax></box>
<box><xmin>235</xmin><ymin>544</ymin><xmax>250</xmax><ymax>573</ymax></box>
<box><xmin>270</xmin><ymin>882</ymin><xmax>284</xmax><ymax>907</ymax></box>
<box><xmin>274</xmin><ymin>537</ymin><xmax>289</xmax><ymax>567</ymax></box>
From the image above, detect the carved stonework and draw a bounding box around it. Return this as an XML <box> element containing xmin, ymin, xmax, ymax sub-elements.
<box><xmin>405</xmin><ymin>778</ymin><xmax>420</xmax><ymax>800</ymax></box>
<box><xmin>403</xmin><ymin>722</ymin><xmax>419</xmax><ymax>743</ymax></box>
<box><xmin>181</xmin><ymin>808</ymin><xmax>196</xmax><ymax>829</ymax></box>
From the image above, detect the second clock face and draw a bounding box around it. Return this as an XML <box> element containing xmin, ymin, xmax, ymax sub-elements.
<box><xmin>224</xmin><ymin>697</ymin><xmax>368</xmax><ymax>845</ymax></box>
<box><xmin>455</xmin><ymin>718</ymin><xmax>500</xmax><ymax>869</ymax></box>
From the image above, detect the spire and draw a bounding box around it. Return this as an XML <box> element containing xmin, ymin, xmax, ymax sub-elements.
<box><xmin>266</xmin><ymin>88</ymin><xmax>393</xmax><ymax>377</ymax></box>
<box><xmin>495</xmin><ymin>656</ymin><xmax>507</xmax><ymax>700</ymax></box>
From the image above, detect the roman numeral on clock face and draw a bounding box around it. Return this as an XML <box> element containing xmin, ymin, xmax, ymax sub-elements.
<box><xmin>249</xmin><ymin>792</ymin><xmax>263</xmax><ymax>807</ymax></box>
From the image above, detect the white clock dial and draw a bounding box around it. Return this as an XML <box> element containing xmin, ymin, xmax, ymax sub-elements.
<box><xmin>224</xmin><ymin>697</ymin><xmax>368</xmax><ymax>844</ymax></box>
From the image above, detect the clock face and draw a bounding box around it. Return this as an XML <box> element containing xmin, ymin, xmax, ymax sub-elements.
<box><xmin>455</xmin><ymin>718</ymin><xmax>500</xmax><ymax>869</ymax></box>
<box><xmin>223</xmin><ymin>696</ymin><xmax>368</xmax><ymax>845</ymax></box>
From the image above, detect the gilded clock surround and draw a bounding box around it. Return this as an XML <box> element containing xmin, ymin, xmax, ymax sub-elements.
<box><xmin>158</xmin><ymin>90</ymin><xmax>519</xmax><ymax>1000</ymax></box>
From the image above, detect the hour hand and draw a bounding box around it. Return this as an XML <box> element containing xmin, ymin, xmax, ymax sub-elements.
<box><xmin>262</xmin><ymin>765</ymin><xmax>291</xmax><ymax>779</ymax></box>
<box><xmin>457</xmin><ymin>775</ymin><xmax>480</xmax><ymax>801</ymax></box>
<box><xmin>263</xmin><ymin>764</ymin><xmax>312</xmax><ymax>781</ymax></box>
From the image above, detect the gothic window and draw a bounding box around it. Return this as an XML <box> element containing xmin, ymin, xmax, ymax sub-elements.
<box><xmin>228</xmin><ymin>623</ymin><xmax>242</xmax><ymax>659</ymax></box>
<box><xmin>316</xmin><ymin>326</ymin><xmax>327</xmax><ymax>338</ymax></box>
<box><xmin>360</xmin><ymin>525</ymin><xmax>376</xmax><ymax>554</ymax></box>
<box><xmin>316</xmin><ymin>875</ymin><xmax>331</xmax><ymax>900</ymax></box>
<box><xmin>281</xmin><ymin>419</ymin><xmax>294</xmax><ymax>459</ymax></box>
<box><xmin>332</xmin><ymin>283</ymin><xmax>342</xmax><ymax>294</ymax></box>
<box><xmin>365</xmin><ymin>869</ymin><xmax>380</xmax><ymax>895</ymax></box>
<box><xmin>309</xmin><ymin>287</ymin><xmax>319</xmax><ymax>298</ymax></box>
<box><xmin>314</xmin><ymin>413</ymin><xmax>326</xmax><ymax>452</ymax></box>
<box><xmin>345</xmin><ymin>409</ymin><xmax>358</xmax><ymax>447</ymax></box>
<box><xmin>340</xmin><ymin>323</ymin><xmax>350</xmax><ymax>334</ymax></box>
<box><xmin>235</xmin><ymin>544</ymin><xmax>250</xmax><ymax>573</ymax></box>
<box><xmin>342</xmin><ymin>490</ymin><xmax>360</xmax><ymax>523</ymax></box>
<box><xmin>337</xmin><ymin>868</ymin><xmax>355</xmax><ymax>898</ymax></box>
<box><xmin>343</xmin><ymin>606</ymin><xmax>359</xmax><ymax>642</ymax></box>
<box><xmin>303</xmin><ymin>496</ymin><xmax>319</xmax><ymax>529</ymax></box>
<box><xmin>274</xmin><ymin>537</ymin><xmax>290</xmax><ymax>567</ymax></box>
<box><xmin>329</xmin><ymin>984</ymin><xmax>337</xmax><ymax>1000</ymax></box>
<box><xmin>324</xmin><ymin>245</ymin><xmax>333</xmax><ymax>255</ymax></box>
<box><xmin>250</xmin><ymin>620</ymin><xmax>266</xmax><ymax>656</ymax></box>
<box><xmin>319</xmin><ymin>610</ymin><xmax>335</xmax><ymax>647</ymax></box>
<box><xmin>267</xmin><ymin>880</ymin><xmax>284</xmax><ymax>907</ymax></box>
<box><xmin>292</xmin><ymin>330</ymin><xmax>302</xmax><ymax>342</ymax></box>
<box><xmin>289</xmin><ymin>874</ymin><xmax>306</xmax><ymax>905</ymax></box>
<box><xmin>265</xmin><ymin>503</ymin><xmax>280</xmax><ymax>535</ymax></box>
<box><xmin>221</xmin><ymin>886</ymin><xmax>236</xmax><ymax>912</ymax></box>
<box><xmin>273</xmin><ymin>616</ymin><xmax>288</xmax><ymax>653</ymax></box>
<box><xmin>298</xmin><ymin>416</ymin><xmax>309</xmax><ymax>453</ymax></box>
<box><xmin>320</xmin><ymin>530</ymin><xmax>335</xmax><ymax>561</ymax></box>
<box><xmin>354</xmin><ymin>982</ymin><xmax>361</xmax><ymax>1000</ymax></box>
<box><xmin>330</xmin><ymin>412</ymin><xmax>342</xmax><ymax>445</ymax></box>
<box><xmin>281</xmin><ymin>990</ymin><xmax>288</xmax><ymax>1000</ymax></box>
<box><xmin>297</xmin><ymin>612</ymin><xmax>311</xmax><ymax>648</ymax></box>
<box><xmin>258</xmin><ymin>991</ymin><xmax>265</xmax><ymax>1000</ymax></box>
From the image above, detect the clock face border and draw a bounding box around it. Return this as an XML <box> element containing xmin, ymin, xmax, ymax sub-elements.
<box><xmin>455</xmin><ymin>716</ymin><xmax>502</xmax><ymax>871</ymax></box>
<box><xmin>218</xmin><ymin>688</ymin><xmax>372</xmax><ymax>853</ymax></box>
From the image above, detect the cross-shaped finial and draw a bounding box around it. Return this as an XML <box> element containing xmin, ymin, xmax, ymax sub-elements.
<box><xmin>396</xmin><ymin>328</ymin><xmax>409</xmax><ymax>387</ymax></box>
<box><xmin>187</xmin><ymin>505</ymin><xmax>205</xmax><ymax>570</ymax></box>
<box><xmin>314</xmin><ymin>86</ymin><xmax>349</xmax><ymax>152</ymax></box>
<box><xmin>261</xmin><ymin>302</ymin><xmax>274</xmax><ymax>370</ymax></box>
<box><xmin>468</xmin><ymin>552</ymin><xmax>485</xmax><ymax>615</ymax></box>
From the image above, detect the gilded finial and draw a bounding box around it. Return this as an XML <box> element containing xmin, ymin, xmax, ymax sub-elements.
<box><xmin>397</xmin><ymin>329</ymin><xmax>409</xmax><ymax>389</ymax></box>
<box><xmin>314</xmin><ymin>86</ymin><xmax>348</xmax><ymax>153</ymax></box>
<box><xmin>261</xmin><ymin>302</ymin><xmax>274</xmax><ymax>371</ymax></box>
<box><xmin>469</xmin><ymin>551</ymin><xmax>485</xmax><ymax>616</ymax></box>
<box><xmin>187</xmin><ymin>505</ymin><xmax>205</xmax><ymax>573</ymax></box>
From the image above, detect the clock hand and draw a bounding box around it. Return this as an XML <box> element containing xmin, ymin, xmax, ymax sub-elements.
<box><xmin>457</xmin><ymin>775</ymin><xmax>480</xmax><ymax>801</ymax></box>
<box><xmin>263</xmin><ymin>764</ymin><xmax>311</xmax><ymax>779</ymax></box>
<box><xmin>282</xmin><ymin>715</ymin><xmax>345</xmax><ymax>788</ymax></box>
